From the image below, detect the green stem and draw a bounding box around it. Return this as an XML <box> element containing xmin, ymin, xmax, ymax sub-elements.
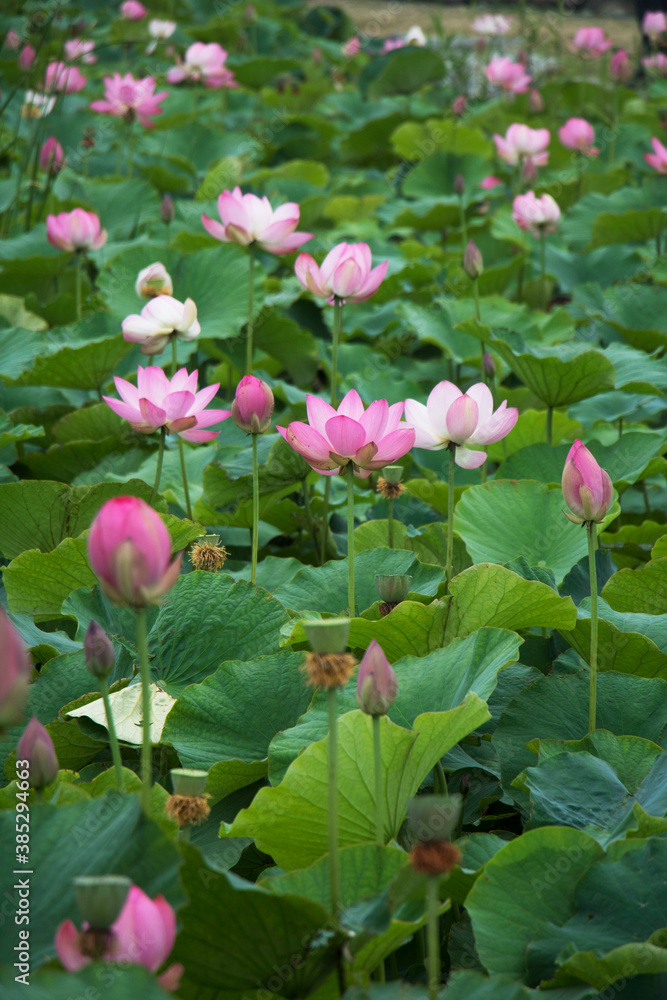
<box><xmin>126</xmin><ymin>125</ymin><xmax>135</xmax><ymax>179</ymax></box>
<box><xmin>135</xmin><ymin>609</ymin><xmax>152</xmax><ymax>814</ymax></box>
<box><xmin>178</xmin><ymin>437</ymin><xmax>193</xmax><ymax>520</ymax></box>
<box><xmin>347</xmin><ymin>463</ymin><xmax>355</xmax><ymax>616</ymax></box>
<box><xmin>171</xmin><ymin>334</ymin><xmax>179</xmax><ymax>378</ymax></box>
<box><xmin>327</xmin><ymin>687</ymin><xmax>340</xmax><ymax>916</ymax></box>
<box><xmin>434</xmin><ymin>760</ymin><xmax>447</xmax><ymax>796</ymax></box>
<box><xmin>587</xmin><ymin>522</ymin><xmax>598</xmax><ymax>734</ymax></box>
<box><xmin>387</xmin><ymin>497</ymin><xmax>394</xmax><ymax>548</ymax></box>
<box><xmin>331</xmin><ymin>299</ymin><xmax>343</xmax><ymax>405</ymax></box>
<box><xmin>610</xmin><ymin>88</ymin><xmax>618</xmax><ymax>161</ymax></box>
<box><xmin>372</xmin><ymin>714</ymin><xmax>384</xmax><ymax>846</ymax></box>
<box><xmin>546</xmin><ymin>406</ymin><xmax>553</xmax><ymax>447</ymax></box>
<box><xmin>246</xmin><ymin>248</ymin><xmax>255</xmax><ymax>374</ymax></box>
<box><xmin>75</xmin><ymin>252</ymin><xmax>82</xmax><ymax>321</ymax></box>
<box><xmin>320</xmin><ymin>478</ymin><xmax>331</xmax><ymax>565</ymax></box>
<box><xmin>458</xmin><ymin>197</ymin><xmax>468</xmax><ymax>246</ymax></box>
<box><xmin>425</xmin><ymin>876</ymin><xmax>440</xmax><ymax>1000</ymax></box>
<box><xmin>481</xmin><ymin>460</ymin><xmax>487</xmax><ymax>485</ymax></box>
<box><xmin>302</xmin><ymin>478</ymin><xmax>318</xmax><ymax>553</ymax></box>
<box><xmin>445</xmin><ymin>444</ymin><xmax>456</xmax><ymax>586</ymax></box>
<box><xmin>99</xmin><ymin>675</ymin><xmax>124</xmax><ymax>792</ymax></box>
<box><xmin>540</xmin><ymin>234</ymin><xmax>548</xmax><ymax>311</ymax></box>
<box><xmin>151</xmin><ymin>426</ymin><xmax>166</xmax><ymax>505</ymax></box>
<box><xmin>251</xmin><ymin>432</ymin><xmax>259</xmax><ymax>584</ymax></box>
<box><xmin>472</xmin><ymin>276</ymin><xmax>481</xmax><ymax>321</ymax></box>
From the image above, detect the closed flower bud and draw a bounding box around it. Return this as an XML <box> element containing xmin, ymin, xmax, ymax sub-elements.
<box><xmin>452</xmin><ymin>95</ymin><xmax>467</xmax><ymax>117</ymax></box>
<box><xmin>453</xmin><ymin>173</ymin><xmax>465</xmax><ymax>196</ymax></box>
<box><xmin>356</xmin><ymin>639</ymin><xmax>397</xmax><ymax>715</ymax></box>
<box><xmin>84</xmin><ymin>620</ymin><xmax>115</xmax><ymax>678</ymax></box>
<box><xmin>161</xmin><ymin>194</ymin><xmax>175</xmax><ymax>224</ymax></box>
<box><xmin>562</xmin><ymin>440</ymin><xmax>613</xmax><ymax>524</ymax></box>
<box><xmin>463</xmin><ymin>239</ymin><xmax>483</xmax><ymax>279</ymax></box>
<box><xmin>231</xmin><ymin>375</ymin><xmax>274</xmax><ymax>434</ymax></box>
<box><xmin>17</xmin><ymin>716</ymin><xmax>59</xmax><ymax>789</ymax></box>
<box><xmin>482</xmin><ymin>351</ymin><xmax>496</xmax><ymax>380</ymax></box>
<box><xmin>528</xmin><ymin>88</ymin><xmax>544</xmax><ymax>113</ymax></box>
<box><xmin>0</xmin><ymin>610</ymin><xmax>32</xmax><ymax>729</ymax></box>
<box><xmin>40</xmin><ymin>136</ymin><xmax>65</xmax><ymax>174</ymax></box>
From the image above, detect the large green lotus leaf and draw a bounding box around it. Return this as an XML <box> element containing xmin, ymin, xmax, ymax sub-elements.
<box><xmin>603</xmin><ymin>558</ymin><xmax>667</xmax><ymax>615</ymax></box>
<box><xmin>537</xmin><ymin>730</ymin><xmax>664</xmax><ymax>792</ymax></box>
<box><xmin>74</xmin><ymin>178</ymin><xmax>161</xmax><ymax>241</ymax></box>
<box><xmin>269</xmin><ymin>628</ymin><xmax>522</xmax><ymax>783</ymax></box>
<box><xmin>604</xmin><ymin>342</ymin><xmax>667</xmax><ymax>395</ymax></box>
<box><xmin>273</xmin><ymin>548</ymin><xmax>443</xmax><ymax>614</ymax></box>
<box><xmin>252</xmin><ymin>312</ymin><xmax>318</xmax><ymax>386</ymax></box>
<box><xmin>0</xmin><ymin>967</ymin><xmax>172</xmax><ymax>1000</ymax></box>
<box><xmin>550</xmin><ymin>942</ymin><xmax>667</xmax><ymax>993</ymax></box>
<box><xmin>561</xmin><ymin>598</ymin><xmax>667</xmax><ymax>679</ymax></box>
<box><xmin>391</xmin><ymin>119</ymin><xmax>493</xmax><ymax>160</ymax></box>
<box><xmin>490</xmin><ymin>341</ymin><xmax>615</xmax><ymax>407</ymax></box>
<box><xmin>161</xmin><ymin>651</ymin><xmax>312</xmax><ymax>771</ymax></box>
<box><xmin>360</xmin><ymin>48</ymin><xmax>445</xmax><ymax>98</ymax></box>
<box><xmin>230</xmin><ymin>55</ymin><xmax>303</xmax><ymax>87</ymax></box>
<box><xmin>0</xmin><ymin>410</ymin><xmax>43</xmax><ymax>455</ymax></box>
<box><xmin>19</xmin><ymin>437</ymin><xmax>125</xmax><ymax>482</ymax></box>
<box><xmin>465</xmin><ymin>827</ymin><xmax>604</xmax><ymax>981</ymax></box>
<box><xmin>171</xmin><ymin>846</ymin><xmax>342</xmax><ymax>998</ymax></box>
<box><xmin>596</xmin><ymin>284</ymin><xmax>667</xmax><ymax>351</ymax></box>
<box><xmin>444</xmin><ymin>564</ymin><xmax>577</xmax><ymax>640</ymax></box>
<box><xmin>146</xmin><ymin>573</ymin><xmax>291</xmax><ymax>696</ymax></box>
<box><xmin>225</xmin><ymin>701</ymin><xmax>490</xmax><ymax>871</ymax></box>
<box><xmin>52</xmin><ymin>402</ymin><xmax>125</xmax><ymax>443</ymax></box>
<box><xmin>587</xmin><ymin>208</ymin><xmax>667</xmax><ymax>250</ymax></box>
<box><xmin>0</xmin><ymin>796</ymin><xmax>183</xmax><ymax>967</ymax></box>
<box><xmin>493</xmin><ymin>670</ymin><xmax>667</xmax><ymax>797</ymax></box>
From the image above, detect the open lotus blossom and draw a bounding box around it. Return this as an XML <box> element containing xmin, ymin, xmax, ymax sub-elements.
<box><xmin>645</xmin><ymin>137</ymin><xmax>667</xmax><ymax>173</ymax></box>
<box><xmin>572</xmin><ymin>26</ymin><xmax>612</xmax><ymax>57</ymax></box>
<box><xmin>278</xmin><ymin>389</ymin><xmax>415</xmax><ymax>478</ymax></box>
<box><xmin>22</xmin><ymin>90</ymin><xmax>55</xmax><ymax>118</ymax></box>
<box><xmin>90</xmin><ymin>73</ymin><xmax>168</xmax><ymax>127</ymax></box>
<box><xmin>562</xmin><ymin>440</ymin><xmax>613</xmax><ymax>524</ymax></box>
<box><xmin>472</xmin><ymin>14</ymin><xmax>513</xmax><ymax>36</ymax></box>
<box><xmin>134</xmin><ymin>262</ymin><xmax>174</xmax><ymax>299</ymax></box>
<box><xmin>122</xmin><ymin>295</ymin><xmax>199</xmax><ymax>355</ymax></box>
<box><xmin>485</xmin><ymin>57</ymin><xmax>531</xmax><ymax>94</ymax></box>
<box><xmin>643</xmin><ymin>11</ymin><xmax>667</xmax><ymax>37</ymax></box>
<box><xmin>512</xmin><ymin>191</ymin><xmax>561</xmax><ymax>236</ymax></box>
<box><xmin>610</xmin><ymin>49</ymin><xmax>632</xmax><ymax>82</ymax></box>
<box><xmin>45</xmin><ymin>61</ymin><xmax>87</xmax><ymax>93</ymax></box>
<box><xmin>167</xmin><ymin>42</ymin><xmax>238</xmax><ymax>88</ymax></box>
<box><xmin>55</xmin><ymin>885</ymin><xmax>182</xmax><ymax>991</ymax></box>
<box><xmin>493</xmin><ymin>123</ymin><xmax>550</xmax><ymax>167</ymax></box>
<box><xmin>202</xmin><ymin>187</ymin><xmax>312</xmax><ymax>255</ymax></box>
<box><xmin>47</xmin><ymin>209</ymin><xmax>107</xmax><ymax>252</ymax></box>
<box><xmin>559</xmin><ymin>118</ymin><xmax>599</xmax><ymax>156</ymax></box>
<box><xmin>0</xmin><ymin>609</ymin><xmax>32</xmax><ymax>729</ymax></box>
<box><xmin>65</xmin><ymin>39</ymin><xmax>96</xmax><ymax>64</ymax></box>
<box><xmin>104</xmin><ymin>366</ymin><xmax>231</xmax><ymax>442</ymax></box>
<box><xmin>120</xmin><ymin>0</ymin><xmax>147</xmax><ymax>19</ymax></box>
<box><xmin>40</xmin><ymin>136</ymin><xmax>65</xmax><ymax>172</ymax></box>
<box><xmin>643</xmin><ymin>53</ymin><xmax>667</xmax><ymax>75</ymax></box>
<box><xmin>19</xmin><ymin>44</ymin><xmax>35</xmax><ymax>71</ymax></box>
<box><xmin>295</xmin><ymin>242</ymin><xmax>388</xmax><ymax>304</ymax></box>
<box><xmin>404</xmin><ymin>381</ymin><xmax>518</xmax><ymax>469</ymax></box>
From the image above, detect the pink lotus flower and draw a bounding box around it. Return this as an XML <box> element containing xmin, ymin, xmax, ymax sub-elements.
<box><xmin>485</xmin><ymin>57</ymin><xmax>531</xmax><ymax>94</ymax></box>
<box><xmin>342</xmin><ymin>37</ymin><xmax>361</xmax><ymax>57</ymax></box>
<box><xmin>90</xmin><ymin>73</ymin><xmax>168</xmax><ymax>127</ymax></box>
<box><xmin>45</xmin><ymin>61</ymin><xmax>87</xmax><ymax>93</ymax></box>
<box><xmin>104</xmin><ymin>366</ymin><xmax>230</xmax><ymax>442</ymax></box>
<box><xmin>382</xmin><ymin>37</ymin><xmax>405</xmax><ymax>53</ymax></box>
<box><xmin>166</xmin><ymin>42</ymin><xmax>238</xmax><ymax>89</ymax></box>
<box><xmin>134</xmin><ymin>262</ymin><xmax>174</xmax><ymax>299</ymax></box>
<box><xmin>480</xmin><ymin>175</ymin><xmax>503</xmax><ymax>190</ymax></box>
<box><xmin>404</xmin><ymin>381</ymin><xmax>518</xmax><ymax>469</ymax></box>
<box><xmin>231</xmin><ymin>375</ymin><xmax>274</xmax><ymax>434</ymax></box>
<box><xmin>17</xmin><ymin>717</ymin><xmax>58</xmax><ymax>789</ymax></box>
<box><xmin>122</xmin><ymin>295</ymin><xmax>198</xmax><ymax>355</ymax></box>
<box><xmin>643</xmin><ymin>53</ymin><xmax>667</xmax><ymax>75</ymax></box>
<box><xmin>645</xmin><ymin>137</ymin><xmax>667</xmax><ymax>173</ymax></box>
<box><xmin>120</xmin><ymin>1</ymin><xmax>147</xmax><ymax>20</ymax></box>
<box><xmin>295</xmin><ymin>242</ymin><xmax>388</xmax><ymax>305</ymax></box>
<box><xmin>46</xmin><ymin>209</ymin><xmax>107</xmax><ymax>252</ymax></box>
<box><xmin>562</xmin><ymin>440</ymin><xmax>613</xmax><ymax>525</ymax></box>
<box><xmin>87</xmin><ymin>496</ymin><xmax>182</xmax><ymax>607</ymax></box>
<box><xmin>55</xmin><ymin>885</ymin><xmax>182</xmax><ymax>991</ymax></box>
<box><xmin>512</xmin><ymin>191</ymin><xmax>561</xmax><ymax>236</ymax></box>
<box><xmin>559</xmin><ymin>118</ymin><xmax>599</xmax><ymax>156</ymax></box>
<box><xmin>65</xmin><ymin>39</ymin><xmax>96</xmax><ymax>64</ymax></box>
<box><xmin>19</xmin><ymin>44</ymin><xmax>35</xmax><ymax>71</ymax></box>
<box><xmin>643</xmin><ymin>11</ymin><xmax>667</xmax><ymax>38</ymax></box>
<box><xmin>472</xmin><ymin>15</ymin><xmax>512</xmax><ymax>36</ymax></box>
<box><xmin>40</xmin><ymin>136</ymin><xmax>65</xmax><ymax>173</ymax></box>
<box><xmin>0</xmin><ymin>609</ymin><xmax>32</xmax><ymax>729</ymax></box>
<box><xmin>573</xmin><ymin>27</ymin><xmax>612</xmax><ymax>57</ymax></box>
<box><xmin>610</xmin><ymin>49</ymin><xmax>632</xmax><ymax>82</ymax></box>
<box><xmin>202</xmin><ymin>187</ymin><xmax>312</xmax><ymax>255</ymax></box>
<box><xmin>5</xmin><ymin>29</ymin><xmax>21</xmax><ymax>51</ymax></box>
<box><xmin>277</xmin><ymin>389</ymin><xmax>415</xmax><ymax>478</ymax></box>
<box><xmin>356</xmin><ymin>639</ymin><xmax>397</xmax><ymax>716</ymax></box>
<box><xmin>493</xmin><ymin>123</ymin><xmax>550</xmax><ymax>167</ymax></box>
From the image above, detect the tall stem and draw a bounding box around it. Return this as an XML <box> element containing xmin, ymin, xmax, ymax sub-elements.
<box><xmin>75</xmin><ymin>252</ymin><xmax>82</xmax><ymax>321</ymax></box>
<box><xmin>151</xmin><ymin>426</ymin><xmax>166</xmax><ymax>504</ymax></box>
<box><xmin>320</xmin><ymin>478</ymin><xmax>331</xmax><ymax>566</ymax></box>
<box><xmin>425</xmin><ymin>876</ymin><xmax>440</xmax><ymax>1000</ymax></box>
<box><xmin>458</xmin><ymin>197</ymin><xmax>468</xmax><ymax>246</ymax></box>
<box><xmin>347</xmin><ymin>463</ymin><xmax>355</xmax><ymax>616</ymax></box>
<box><xmin>135</xmin><ymin>609</ymin><xmax>152</xmax><ymax>814</ymax></box>
<box><xmin>387</xmin><ymin>497</ymin><xmax>394</xmax><ymax>548</ymax></box>
<box><xmin>171</xmin><ymin>334</ymin><xmax>179</xmax><ymax>378</ymax></box>
<box><xmin>178</xmin><ymin>437</ymin><xmax>193</xmax><ymax>520</ymax></box>
<box><xmin>540</xmin><ymin>234</ymin><xmax>548</xmax><ymax>311</ymax></box>
<box><xmin>251</xmin><ymin>432</ymin><xmax>259</xmax><ymax>584</ymax></box>
<box><xmin>327</xmin><ymin>687</ymin><xmax>340</xmax><ymax>916</ymax></box>
<box><xmin>331</xmin><ymin>300</ymin><xmax>343</xmax><ymax>405</ymax></box>
<box><xmin>445</xmin><ymin>444</ymin><xmax>456</xmax><ymax>586</ymax></box>
<box><xmin>246</xmin><ymin>247</ymin><xmax>255</xmax><ymax>374</ymax></box>
<box><xmin>99</xmin><ymin>675</ymin><xmax>124</xmax><ymax>792</ymax></box>
<box><xmin>546</xmin><ymin>405</ymin><xmax>553</xmax><ymax>446</ymax></box>
<box><xmin>302</xmin><ymin>478</ymin><xmax>318</xmax><ymax>553</ymax></box>
<box><xmin>372</xmin><ymin>714</ymin><xmax>384</xmax><ymax>847</ymax></box>
<box><xmin>587</xmin><ymin>522</ymin><xmax>598</xmax><ymax>733</ymax></box>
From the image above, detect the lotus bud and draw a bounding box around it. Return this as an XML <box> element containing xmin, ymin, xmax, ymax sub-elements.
<box><xmin>520</xmin><ymin>156</ymin><xmax>538</xmax><ymax>186</ymax></box>
<box><xmin>0</xmin><ymin>610</ymin><xmax>32</xmax><ymax>729</ymax></box>
<box><xmin>161</xmin><ymin>194</ymin><xmax>175</xmax><ymax>224</ymax></box>
<box><xmin>84</xmin><ymin>620</ymin><xmax>115</xmax><ymax>678</ymax></box>
<box><xmin>453</xmin><ymin>173</ymin><xmax>465</xmax><ymax>196</ymax></box>
<box><xmin>231</xmin><ymin>375</ymin><xmax>274</xmax><ymax>434</ymax></box>
<box><xmin>16</xmin><ymin>717</ymin><xmax>59</xmax><ymax>789</ymax></box>
<box><xmin>452</xmin><ymin>95</ymin><xmax>467</xmax><ymax>117</ymax></box>
<box><xmin>528</xmin><ymin>88</ymin><xmax>544</xmax><ymax>113</ymax></box>
<box><xmin>482</xmin><ymin>351</ymin><xmax>496</xmax><ymax>380</ymax></box>
<box><xmin>40</xmin><ymin>136</ymin><xmax>65</xmax><ymax>174</ymax></box>
<box><xmin>375</xmin><ymin>573</ymin><xmax>412</xmax><ymax>604</ymax></box>
<box><xmin>610</xmin><ymin>49</ymin><xmax>632</xmax><ymax>83</ymax></box>
<box><xmin>356</xmin><ymin>640</ymin><xmax>397</xmax><ymax>716</ymax></box>
<box><xmin>19</xmin><ymin>44</ymin><xmax>35</xmax><ymax>71</ymax></box>
<box><xmin>562</xmin><ymin>440</ymin><xmax>613</xmax><ymax>525</ymax></box>
<box><xmin>6</xmin><ymin>30</ymin><xmax>22</xmax><ymax>51</ymax></box>
<box><xmin>74</xmin><ymin>875</ymin><xmax>132</xmax><ymax>929</ymax></box>
<box><xmin>463</xmin><ymin>239</ymin><xmax>483</xmax><ymax>280</ymax></box>
<box><xmin>135</xmin><ymin>261</ymin><xmax>173</xmax><ymax>299</ymax></box>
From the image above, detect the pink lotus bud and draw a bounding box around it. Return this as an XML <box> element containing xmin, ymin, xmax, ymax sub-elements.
<box><xmin>231</xmin><ymin>375</ymin><xmax>275</xmax><ymax>434</ymax></box>
<box><xmin>19</xmin><ymin>44</ymin><xmax>35</xmax><ymax>71</ymax></box>
<box><xmin>528</xmin><ymin>88</ymin><xmax>544</xmax><ymax>113</ymax></box>
<box><xmin>643</xmin><ymin>11</ymin><xmax>667</xmax><ymax>38</ymax></box>
<box><xmin>356</xmin><ymin>639</ymin><xmax>397</xmax><ymax>716</ymax></box>
<box><xmin>452</xmin><ymin>95</ymin><xmax>467</xmax><ymax>117</ymax></box>
<box><xmin>463</xmin><ymin>239</ymin><xmax>483</xmax><ymax>279</ymax></box>
<box><xmin>610</xmin><ymin>49</ymin><xmax>632</xmax><ymax>83</ymax></box>
<box><xmin>84</xmin><ymin>621</ymin><xmax>115</xmax><ymax>678</ymax></box>
<box><xmin>135</xmin><ymin>262</ymin><xmax>173</xmax><ymax>298</ymax></box>
<box><xmin>87</xmin><ymin>496</ymin><xmax>182</xmax><ymax>607</ymax></box>
<box><xmin>562</xmin><ymin>440</ymin><xmax>613</xmax><ymax>524</ymax></box>
<box><xmin>645</xmin><ymin>136</ymin><xmax>667</xmax><ymax>173</ymax></box>
<box><xmin>480</xmin><ymin>175</ymin><xmax>502</xmax><ymax>190</ymax></box>
<box><xmin>559</xmin><ymin>118</ymin><xmax>599</xmax><ymax>157</ymax></box>
<box><xmin>40</xmin><ymin>136</ymin><xmax>65</xmax><ymax>173</ymax></box>
<box><xmin>17</xmin><ymin>717</ymin><xmax>59</xmax><ymax>789</ymax></box>
<box><xmin>0</xmin><ymin>610</ymin><xmax>32</xmax><ymax>729</ymax></box>
<box><xmin>5</xmin><ymin>29</ymin><xmax>21</xmax><ymax>51</ymax></box>
<box><xmin>482</xmin><ymin>351</ymin><xmax>496</xmax><ymax>380</ymax></box>
<box><xmin>161</xmin><ymin>195</ymin><xmax>175</xmax><ymax>224</ymax></box>
<box><xmin>454</xmin><ymin>173</ymin><xmax>465</xmax><ymax>196</ymax></box>
<box><xmin>120</xmin><ymin>0</ymin><xmax>147</xmax><ymax>20</ymax></box>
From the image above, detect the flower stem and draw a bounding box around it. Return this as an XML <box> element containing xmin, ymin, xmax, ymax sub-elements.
<box><xmin>540</xmin><ymin>233</ymin><xmax>548</xmax><ymax>311</ymax></box>
<box><xmin>75</xmin><ymin>251</ymin><xmax>82</xmax><ymax>321</ymax></box>
<box><xmin>178</xmin><ymin>437</ymin><xmax>193</xmax><ymax>520</ymax></box>
<box><xmin>246</xmin><ymin>247</ymin><xmax>255</xmax><ymax>374</ymax></box>
<box><xmin>387</xmin><ymin>497</ymin><xmax>394</xmax><ymax>548</ymax></box>
<box><xmin>327</xmin><ymin>686</ymin><xmax>340</xmax><ymax>917</ymax></box>
<box><xmin>320</xmin><ymin>478</ymin><xmax>331</xmax><ymax>566</ymax></box>
<box><xmin>251</xmin><ymin>432</ymin><xmax>259</xmax><ymax>584</ymax></box>
<box><xmin>445</xmin><ymin>444</ymin><xmax>456</xmax><ymax>587</ymax></box>
<box><xmin>171</xmin><ymin>333</ymin><xmax>179</xmax><ymax>378</ymax></box>
<box><xmin>546</xmin><ymin>405</ymin><xmax>553</xmax><ymax>446</ymax></box>
<box><xmin>99</xmin><ymin>675</ymin><xmax>124</xmax><ymax>792</ymax></box>
<box><xmin>150</xmin><ymin>426</ymin><xmax>166</xmax><ymax>505</ymax></box>
<box><xmin>425</xmin><ymin>875</ymin><xmax>440</xmax><ymax>1000</ymax></box>
<box><xmin>331</xmin><ymin>299</ymin><xmax>343</xmax><ymax>405</ymax></box>
<box><xmin>135</xmin><ymin>609</ymin><xmax>152</xmax><ymax>814</ymax></box>
<box><xmin>587</xmin><ymin>522</ymin><xmax>598</xmax><ymax>733</ymax></box>
<box><xmin>302</xmin><ymin>477</ymin><xmax>318</xmax><ymax>553</ymax></box>
<box><xmin>372</xmin><ymin>714</ymin><xmax>384</xmax><ymax>846</ymax></box>
<box><xmin>458</xmin><ymin>196</ymin><xmax>468</xmax><ymax>246</ymax></box>
<box><xmin>347</xmin><ymin>463</ymin><xmax>355</xmax><ymax>616</ymax></box>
